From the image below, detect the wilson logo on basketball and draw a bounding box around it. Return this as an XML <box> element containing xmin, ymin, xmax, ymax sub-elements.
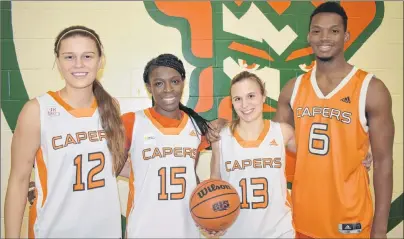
<box><xmin>197</xmin><ymin>183</ymin><xmax>232</xmax><ymax>199</ymax></box>
<box><xmin>212</xmin><ymin>200</ymin><xmax>230</xmax><ymax>212</ymax></box>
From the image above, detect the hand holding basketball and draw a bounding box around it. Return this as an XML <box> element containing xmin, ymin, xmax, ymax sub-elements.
<box><xmin>189</xmin><ymin>179</ymin><xmax>240</xmax><ymax>232</ymax></box>
<box><xmin>198</xmin><ymin>226</ymin><xmax>226</xmax><ymax>238</ymax></box>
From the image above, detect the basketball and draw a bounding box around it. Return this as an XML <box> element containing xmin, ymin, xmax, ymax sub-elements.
<box><xmin>189</xmin><ymin>179</ymin><xmax>240</xmax><ymax>232</ymax></box>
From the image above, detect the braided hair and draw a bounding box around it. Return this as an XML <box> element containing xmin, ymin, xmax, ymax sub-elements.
<box><xmin>143</xmin><ymin>53</ymin><xmax>211</xmax><ymax>136</ymax></box>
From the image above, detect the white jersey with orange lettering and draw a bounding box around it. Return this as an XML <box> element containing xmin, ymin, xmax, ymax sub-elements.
<box><xmin>29</xmin><ymin>92</ymin><xmax>122</xmax><ymax>238</ymax></box>
<box><xmin>126</xmin><ymin>109</ymin><xmax>202</xmax><ymax>238</ymax></box>
<box><xmin>219</xmin><ymin>120</ymin><xmax>294</xmax><ymax>238</ymax></box>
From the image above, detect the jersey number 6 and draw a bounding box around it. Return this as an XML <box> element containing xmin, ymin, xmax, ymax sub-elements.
<box><xmin>309</xmin><ymin>123</ymin><xmax>330</xmax><ymax>156</ymax></box>
<box><xmin>73</xmin><ymin>152</ymin><xmax>105</xmax><ymax>191</ymax></box>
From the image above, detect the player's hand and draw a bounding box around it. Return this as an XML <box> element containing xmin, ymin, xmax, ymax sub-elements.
<box><xmin>206</xmin><ymin>118</ymin><xmax>228</xmax><ymax>143</ymax></box>
<box><xmin>28</xmin><ymin>181</ymin><xmax>36</xmax><ymax>206</ymax></box>
<box><xmin>362</xmin><ymin>148</ymin><xmax>373</xmax><ymax>171</ymax></box>
<box><xmin>198</xmin><ymin>225</ymin><xmax>226</xmax><ymax>238</ymax></box>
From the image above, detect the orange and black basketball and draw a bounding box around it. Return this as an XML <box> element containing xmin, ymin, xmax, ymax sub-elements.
<box><xmin>189</xmin><ymin>179</ymin><xmax>240</xmax><ymax>232</ymax></box>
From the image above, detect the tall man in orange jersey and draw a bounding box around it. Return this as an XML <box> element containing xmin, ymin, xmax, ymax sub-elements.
<box><xmin>274</xmin><ymin>2</ymin><xmax>394</xmax><ymax>239</ymax></box>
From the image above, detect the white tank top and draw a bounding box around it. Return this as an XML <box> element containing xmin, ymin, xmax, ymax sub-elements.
<box><xmin>126</xmin><ymin>109</ymin><xmax>202</xmax><ymax>238</ymax></box>
<box><xmin>30</xmin><ymin>92</ymin><xmax>121</xmax><ymax>238</ymax></box>
<box><xmin>219</xmin><ymin>120</ymin><xmax>294</xmax><ymax>238</ymax></box>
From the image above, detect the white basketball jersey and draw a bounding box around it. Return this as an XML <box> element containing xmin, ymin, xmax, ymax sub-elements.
<box><xmin>219</xmin><ymin>120</ymin><xmax>294</xmax><ymax>238</ymax></box>
<box><xmin>30</xmin><ymin>92</ymin><xmax>122</xmax><ymax>238</ymax></box>
<box><xmin>126</xmin><ymin>109</ymin><xmax>201</xmax><ymax>238</ymax></box>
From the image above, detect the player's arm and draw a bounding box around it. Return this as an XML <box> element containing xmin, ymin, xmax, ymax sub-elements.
<box><xmin>206</xmin><ymin>118</ymin><xmax>228</xmax><ymax>143</ymax></box>
<box><xmin>118</xmin><ymin>112</ymin><xmax>135</xmax><ymax>179</ymax></box>
<box><xmin>194</xmin><ymin>153</ymin><xmax>201</xmax><ymax>185</ymax></box>
<box><xmin>273</xmin><ymin>78</ymin><xmax>296</xmax><ymax>127</ymax></box>
<box><xmin>275</xmin><ymin>78</ymin><xmax>298</xmax><ymax>182</ymax></box>
<box><xmin>366</xmin><ymin>77</ymin><xmax>394</xmax><ymax>237</ymax></box>
<box><xmin>119</xmin><ymin>160</ymin><xmax>131</xmax><ymax>179</ymax></box>
<box><xmin>119</xmin><ymin>138</ymin><xmax>131</xmax><ymax>179</ymax></box>
<box><xmin>194</xmin><ymin>136</ymin><xmax>210</xmax><ymax>184</ymax></box>
<box><xmin>280</xmin><ymin>123</ymin><xmax>296</xmax><ymax>153</ymax></box>
<box><xmin>210</xmin><ymin>141</ymin><xmax>221</xmax><ymax>180</ymax></box>
<box><xmin>5</xmin><ymin>100</ymin><xmax>40</xmax><ymax>238</ymax></box>
<box><xmin>280</xmin><ymin>123</ymin><xmax>297</xmax><ymax>183</ymax></box>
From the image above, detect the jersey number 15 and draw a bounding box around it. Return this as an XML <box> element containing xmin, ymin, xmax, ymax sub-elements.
<box><xmin>158</xmin><ymin>167</ymin><xmax>186</xmax><ymax>200</ymax></box>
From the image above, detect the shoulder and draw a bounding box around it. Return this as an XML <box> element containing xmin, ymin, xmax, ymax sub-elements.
<box><xmin>121</xmin><ymin>112</ymin><xmax>135</xmax><ymax>122</ymax></box>
<box><xmin>121</xmin><ymin>112</ymin><xmax>136</xmax><ymax>121</ymax></box>
<box><xmin>278</xmin><ymin>76</ymin><xmax>301</xmax><ymax>102</ymax></box>
<box><xmin>219</xmin><ymin>124</ymin><xmax>232</xmax><ymax>138</ymax></box>
<box><xmin>35</xmin><ymin>91</ymin><xmax>57</xmax><ymax>104</ymax></box>
<box><xmin>363</xmin><ymin>76</ymin><xmax>393</xmax><ymax>119</ymax></box>
<box><xmin>283</xmin><ymin>71</ymin><xmax>310</xmax><ymax>88</ymax></box>
<box><xmin>15</xmin><ymin>99</ymin><xmax>41</xmax><ymax>132</ymax></box>
<box><xmin>279</xmin><ymin>122</ymin><xmax>294</xmax><ymax>133</ymax></box>
<box><xmin>120</xmin><ymin>108</ymin><xmax>149</xmax><ymax>121</ymax></box>
<box><xmin>121</xmin><ymin>112</ymin><xmax>137</xmax><ymax>137</ymax></box>
<box><xmin>367</xmin><ymin>76</ymin><xmax>389</xmax><ymax>93</ymax></box>
<box><xmin>281</xmin><ymin>77</ymin><xmax>298</xmax><ymax>94</ymax></box>
<box><xmin>366</xmin><ymin>76</ymin><xmax>392</xmax><ymax>109</ymax></box>
<box><xmin>20</xmin><ymin>99</ymin><xmax>40</xmax><ymax>117</ymax></box>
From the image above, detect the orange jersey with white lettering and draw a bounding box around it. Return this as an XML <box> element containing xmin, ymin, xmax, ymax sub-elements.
<box><xmin>123</xmin><ymin>108</ymin><xmax>208</xmax><ymax>238</ymax></box>
<box><xmin>29</xmin><ymin>92</ymin><xmax>121</xmax><ymax>238</ymax></box>
<box><xmin>290</xmin><ymin>67</ymin><xmax>374</xmax><ymax>238</ymax></box>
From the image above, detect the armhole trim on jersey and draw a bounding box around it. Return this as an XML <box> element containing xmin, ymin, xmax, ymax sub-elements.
<box><xmin>218</xmin><ymin>128</ymin><xmax>229</xmax><ymax>179</ymax></box>
<box><xmin>37</xmin><ymin>95</ymin><xmax>51</xmax><ymax>146</ymax></box>
<box><xmin>36</xmin><ymin>97</ymin><xmax>44</xmax><ymax>142</ymax></box>
<box><xmin>188</xmin><ymin>116</ymin><xmax>203</xmax><ymax>145</ymax></box>
<box><xmin>359</xmin><ymin>73</ymin><xmax>374</xmax><ymax>133</ymax></box>
<box><xmin>290</xmin><ymin>74</ymin><xmax>303</xmax><ymax>108</ymax></box>
<box><xmin>276</xmin><ymin>122</ymin><xmax>286</xmax><ymax>160</ymax></box>
<box><xmin>271</xmin><ymin>121</ymin><xmax>286</xmax><ymax>160</ymax></box>
<box><xmin>128</xmin><ymin>112</ymin><xmax>138</xmax><ymax>153</ymax></box>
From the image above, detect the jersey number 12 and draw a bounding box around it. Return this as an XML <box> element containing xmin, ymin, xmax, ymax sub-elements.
<box><xmin>73</xmin><ymin>152</ymin><xmax>105</xmax><ymax>191</ymax></box>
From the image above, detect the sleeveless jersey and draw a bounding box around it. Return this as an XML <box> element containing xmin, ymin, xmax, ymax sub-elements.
<box><xmin>290</xmin><ymin>66</ymin><xmax>374</xmax><ymax>238</ymax></box>
<box><xmin>219</xmin><ymin>120</ymin><xmax>294</xmax><ymax>238</ymax></box>
<box><xmin>125</xmin><ymin>109</ymin><xmax>202</xmax><ymax>238</ymax></box>
<box><xmin>29</xmin><ymin>92</ymin><xmax>122</xmax><ymax>238</ymax></box>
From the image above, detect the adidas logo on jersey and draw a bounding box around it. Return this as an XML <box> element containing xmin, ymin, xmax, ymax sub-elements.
<box><xmin>340</xmin><ymin>96</ymin><xmax>351</xmax><ymax>104</ymax></box>
<box><xmin>339</xmin><ymin>223</ymin><xmax>362</xmax><ymax>234</ymax></box>
<box><xmin>269</xmin><ymin>139</ymin><xmax>278</xmax><ymax>146</ymax></box>
<box><xmin>189</xmin><ymin>130</ymin><xmax>197</xmax><ymax>136</ymax></box>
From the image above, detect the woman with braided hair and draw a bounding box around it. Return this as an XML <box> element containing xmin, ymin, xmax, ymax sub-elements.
<box><xmin>120</xmin><ymin>53</ymin><xmax>218</xmax><ymax>238</ymax></box>
<box><xmin>24</xmin><ymin>51</ymin><xmax>225</xmax><ymax>237</ymax></box>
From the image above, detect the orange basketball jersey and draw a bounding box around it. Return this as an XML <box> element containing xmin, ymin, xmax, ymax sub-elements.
<box><xmin>290</xmin><ymin>66</ymin><xmax>374</xmax><ymax>238</ymax></box>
